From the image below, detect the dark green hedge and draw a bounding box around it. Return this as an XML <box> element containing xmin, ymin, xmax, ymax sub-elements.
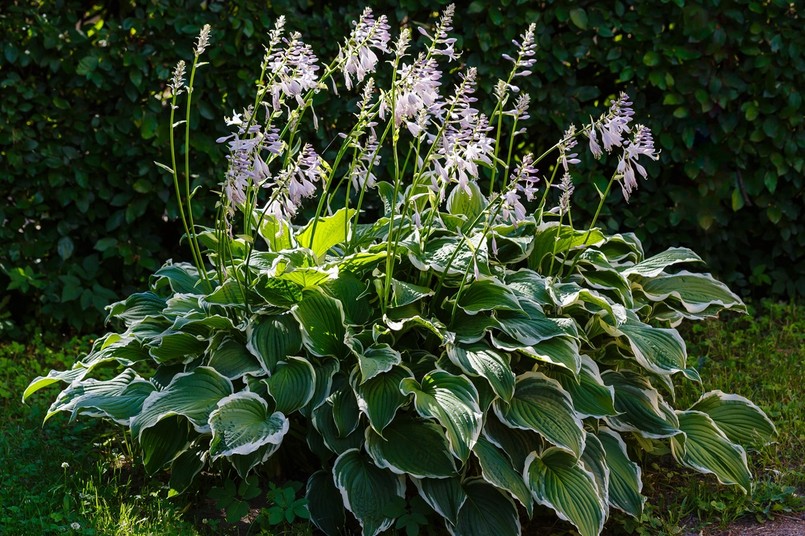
<box><xmin>1</xmin><ymin>0</ymin><xmax>802</xmax><ymax>331</ymax></box>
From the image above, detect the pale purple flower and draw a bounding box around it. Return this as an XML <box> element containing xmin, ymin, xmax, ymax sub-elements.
<box><xmin>387</xmin><ymin>54</ymin><xmax>443</xmax><ymax>127</ymax></box>
<box><xmin>586</xmin><ymin>117</ymin><xmax>603</xmax><ymax>159</ymax></box>
<box><xmin>418</xmin><ymin>4</ymin><xmax>459</xmax><ymax>61</ymax></box>
<box><xmin>262</xmin><ymin>144</ymin><xmax>324</xmax><ymax>223</ymax></box>
<box><xmin>502</xmin><ymin>23</ymin><xmax>537</xmax><ymax>77</ymax></box>
<box><xmin>500</xmin><ymin>153</ymin><xmax>540</xmax><ymax>224</ymax></box>
<box><xmin>339</xmin><ymin>8</ymin><xmax>391</xmax><ymax>90</ymax></box>
<box><xmin>557</xmin><ymin>172</ymin><xmax>574</xmax><ymax>215</ymax></box>
<box><xmin>503</xmin><ymin>93</ymin><xmax>531</xmax><ymax>121</ymax></box>
<box><xmin>616</xmin><ymin>124</ymin><xmax>659</xmax><ymax>201</ymax></box>
<box><xmin>594</xmin><ymin>92</ymin><xmax>634</xmax><ymax>154</ymax></box>
<box><xmin>265</xmin><ymin>32</ymin><xmax>320</xmax><ymax>110</ymax></box>
<box><xmin>350</xmin><ymin>134</ymin><xmax>380</xmax><ymax>192</ymax></box>
<box><xmin>558</xmin><ymin>125</ymin><xmax>581</xmax><ymax>171</ymax></box>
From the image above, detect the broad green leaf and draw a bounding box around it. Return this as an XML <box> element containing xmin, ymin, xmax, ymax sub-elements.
<box><xmin>303</xmin><ymin>357</ymin><xmax>340</xmax><ymax>416</ymax></box>
<box><xmin>622</xmin><ymin>247</ymin><xmax>702</xmax><ymax>278</ymax></box>
<box><xmin>595</xmin><ymin>427</ymin><xmax>644</xmax><ymax>518</ymax></box>
<box><xmin>579</xmin><ymin>433</ymin><xmax>610</xmax><ymax>507</ymax></box>
<box><xmin>293</xmin><ymin>289</ymin><xmax>347</xmax><ymax>358</ymax></box>
<box><xmin>366</xmin><ymin>418</ymin><xmax>458</xmax><ymax>478</ymax></box>
<box><xmin>400</xmin><ymin>371</ymin><xmax>483</xmax><ymax>462</ymax></box>
<box><xmin>277</xmin><ymin>265</ymin><xmax>339</xmax><ymax>288</ymax></box>
<box><xmin>446</xmin><ymin>343</ymin><xmax>515</xmax><ymax>402</ymax></box>
<box><xmin>107</xmin><ymin>292</ymin><xmax>166</xmax><ymax>325</ymax></box>
<box><xmin>451</xmin><ymin>479</ymin><xmax>521</xmax><ymax>536</ymax></box>
<box><xmin>355</xmin><ymin>343</ymin><xmax>401</xmax><ymax>383</ymax></box>
<box><xmin>208</xmin><ymin>391</ymin><xmax>289</xmax><ymax>459</ymax></box>
<box><xmin>493</xmin><ymin>372</ymin><xmax>584</xmax><ymax>457</ymax></box>
<box><xmin>324</xmin><ymin>271</ymin><xmax>372</xmax><ymax>325</ymax></box>
<box><xmin>254</xmin><ymin>275</ymin><xmax>303</xmax><ymax>306</ymax></box>
<box><xmin>311</xmin><ymin>403</ymin><xmax>364</xmax><ymax>455</ymax></box>
<box><xmin>451</xmin><ymin>311</ymin><xmax>498</xmax><ymax>344</ymax></box>
<box><xmin>472</xmin><ymin>436</ymin><xmax>533</xmax><ymax>515</ymax></box>
<box><xmin>353</xmin><ymin>366</ymin><xmax>412</xmax><ymax>434</ymax></box>
<box><xmin>546</xmin><ymin>280</ymin><xmax>621</xmax><ymax>322</ymax></box>
<box><xmin>574</xmin><ymin>249</ymin><xmax>634</xmax><ymax>307</ymax></box>
<box><xmin>46</xmin><ymin>368</ymin><xmax>155</xmax><ymax>425</ymax></box>
<box><xmin>447</xmin><ymin>181</ymin><xmax>487</xmax><ymax>220</ymax></box>
<box><xmin>153</xmin><ymin>262</ymin><xmax>205</xmax><ymax>294</ymax></box>
<box><xmin>512</xmin><ymin>336</ymin><xmax>582</xmax><ymax>377</ymax></box>
<box><xmin>690</xmin><ymin>391</ymin><xmax>777</xmax><ymax>447</ymax></box>
<box><xmin>495</xmin><ymin>300</ymin><xmax>575</xmax><ymax>346</ymax></box>
<box><xmin>306</xmin><ymin>470</ymin><xmax>346</xmax><ymax>536</ymax></box>
<box><xmin>147</xmin><ymin>330</ymin><xmax>207</xmax><ymax>365</ymax></box>
<box><xmin>530</xmin><ymin>221</ymin><xmax>605</xmax><ymax>273</ymax></box>
<box><xmin>671</xmin><ymin>410</ymin><xmax>752</xmax><ymax>493</ymax></box>
<box><xmin>330</xmin><ymin>385</ymin><xmax>360</xmax><ymax>437</ymax></box>
<box><xmin>390</xmin><ymin>279</ymin><xmax>434</xmax><ymax>307</ymax></box>
<box><xmin>24</xmin><ymin>367</ymin><xmax>91</xmax><ymax>401</ymax></box>
<box><xmin>131</xmin><ymin>366</ymin><xmax>233</xmax><ymax>440</ymax></box>
<box><xmin>602</xmin><ymin>370</ymin><xmax>680</xmax><ymax>439</ymax></box>
<box><xmin>504</xmin><ymin>270</ymin><xmax>551</xmax><ymax>304</ymax></box>
<box><xmin>638</xmin><ymin>271</ymin><xmax>746</xmax><ymax>314</ymax></box>
<box><xmin>246</xmin><ymin>313</ymin><xmax>302</xmax><ymax>372</ymax></box>
<box><xmin>169</xmin><ymin>447</ymin><xmax>205</xmax><ymax>495</ymax></box>
<box><xmin>208</xmin><ymin>338</ymin><xmax>263</xmax><ymax>380</ymax></box>
<box><xmin>202</xmin><ymin>278</ymin><xmax>247</xmax><ymax>306</ymax></box>
<box><xmin>456</xmin><ymin>278</ymin><xmax>523</xmax><ymax>315</ymax></box>
<box><xmin>412</xmin><ymin>477</ymin><xmax>466</xmax><ymax>525</ymax></box>
<box><xmin>526</xmin><ymin>448</ymin><xmax>606</xmax><ymax>536</ymax></box>
<box><xmin>333</xmin><ymin>449</ymin><xmax>405</xmax><ymax>536</ymax></box>
<box><xmin>614</xmin><ymin>315</ymin><xmax>688</xmax><ymax>376</ymax></box>
<box><xmin>550</xmin><ymin>355</ymin><xmax>617</xmax><ymax>418</ymax></box>
<box><xmin>139</xmin><ymin>416</ymin><xmax>192</xmax><ymax>474</ymax></box>
<box><xmin>407</xmin><ymin>235</ymin><xmax>488</xmax><ymax>277</ymax></box>
<box><xmin>228</xmin><ymin>442</ymin><xmax>282</xmax><ymax>479</ymax></box>
<box><xmin>482</xmin><ymin>416</ymin><xmax>542</xmax><ymax>473</ymax></box>
<box><xmin>297</xmin><ymin>208</ymin><xmax>356</xmax><ymax>259</ymax></box>
<box><xmin>258</xmin><ymin>214</ymin><xmax>295</xmax><ymax>252</ymax></box>
<box><xmin>263</xmin><ymin>357</ymin><xmax>316</xmax><ymax>414</ymax></box>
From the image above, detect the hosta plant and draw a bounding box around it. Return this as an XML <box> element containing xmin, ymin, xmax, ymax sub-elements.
<box><xmin>26</xmin><ymin>7</ymin><xmax>777</xmax><ymax>536</ymax></box>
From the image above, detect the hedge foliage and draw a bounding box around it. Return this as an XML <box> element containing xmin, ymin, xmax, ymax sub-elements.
<box><xmin>1</xmin><ymin>0</ymin><xmax>802</xmax><ymax>331</ymax></box>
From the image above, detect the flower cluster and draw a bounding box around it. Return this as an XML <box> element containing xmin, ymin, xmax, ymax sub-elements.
<box><xmin>587</xmin><ymin>92</ymin><xmax>635</xmax><ymax>158</ymax></box>
<box><xmin>617</xmin><ymin>124</ymin><xmax>659</xmax><ymax>200</ymax></box>
<box><xmin>263</xmin><ymin>143</ymin><xmax>323</xmax><ymax>222</ymax></box>
<box><xmin>265</xmin><ymin>32</ymin><xmax>320</xmax><ymax>110</ymax></box>
<box><xmin>501</xmin><ymin>153</ymin><xmax>540</xmax><ymax>224</ymax></box>
<box><xmin>339</xmin><ymin>7</ymin><xmax>391</xmax><ymax>90</ymax></box>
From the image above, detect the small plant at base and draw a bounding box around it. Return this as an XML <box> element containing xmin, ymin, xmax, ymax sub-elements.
<box><xmin>25</xmin><ymin>7</ymin><xmax>778</xmax><ymax>536</ymax></box>
<box><xmin>258</xmin><ymin>481</ymin><xmax>310</xmax><ymax>529</ymax></box>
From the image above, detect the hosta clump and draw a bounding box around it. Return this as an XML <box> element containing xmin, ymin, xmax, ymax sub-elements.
<box><xmin>26</xmin><ymin>7</ymin><xmax>777</xmax><ymax>536</ymax></box>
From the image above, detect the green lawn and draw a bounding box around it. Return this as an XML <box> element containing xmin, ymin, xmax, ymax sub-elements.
<box><xmin>2</xmin><ymin>301</ymin><xmax>802</xmax><ymax>535</ymax></box>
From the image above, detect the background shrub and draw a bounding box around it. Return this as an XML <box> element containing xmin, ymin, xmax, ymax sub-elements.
<box><xmin>1</xmin><ymin>0</ymin><xmax>802</xmax><ymax>332</ymax></box>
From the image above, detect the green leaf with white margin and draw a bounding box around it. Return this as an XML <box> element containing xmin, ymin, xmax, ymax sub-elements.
<box><xmin>208</xmin><ymin>391</ymin><xmax>289</xmax><ymax>460</ymax></box>
<box><xmin>483</xmin><ymin>416</ymin><xmax>543</xmax><ymax>473</ymax></box>
<box><xmin>247</xmin><ymin>314</ymin><xmax>303</xmax><ymax>373</ymax></box>
<box><xmin>277</xmin><ymin>265</ymin><xmax>339</xmax><ymax>288</ymax></box>
<box><xmin>690</xmin><ymin>390</ymin><xmax>777</xmax><ymax>447</ymax></box>
<box><xmin>293</xmin><ymin>289</ymin><xmax>348</xmax><ymax>358</ymax></box>
<box><xmin>106</xmin><ymin>291</ymin><xmax>167</xmax><ymax>325</ymax></box>
<box><xmin>525</xmin><ymin>448</ymin><xmax>606</xmax><ymax>536</ymax></box>
<box><xmin>507</xmin><ymin>335</ymin><xmax>582</xmax><ymax>375</ymax></box>
<box><xmin>384</xmin><ymin>312</ymin><xmax>448</xmax><ymax>340</ymax></box>
<box><xmin>228</xmin><ymin>442</ymin><xmax>282</xmax><ymax>479</ymax></box>
<box><xmin>550</xmin><ymin>355</ymin><xmax>617</xmax><ymax>418</ymax></box>
<box><xmin>495</xmin><ymin>299</ymin><xmax>576</xmax><ymax>345</ymax></box>
<box><xmin>355</xmin><ymin>343</ymin><xmax>401</xmax><ymax>383</ymax></box>
<box><xmin>352</xmin><ymin>365</ymin><xmax>412</xmax><ymax>434</ymax></box>
<box><xmin>504</xmin><ymin>269</ymin><xmax>551</xmax><ymax>304</ymax></box>
<box><xmin>333</xmin><ymin>448</ymin><xmax>405</xmax><ymax>536</ymax></box>
<box><xmin>366</xmin><ymin>418</ymin><xmax>458</xmax><ymax>478</ymax></box>
<box><xmin>46</xmin><ymin>368</ymin><xmax>156</xmax><ymax>424</ymax></box>
<box><xmin>579</xmin><ymin>433</ymin><xmax>610</xmax><ymax>510</ymax></box>
<box><xmin>330</xmin><ymin>385</ymin><xmax>360</xmax><ymax>437</ymax></box>
<box><xmin>306</xmin><ymin>470</ymin><xmax>347</xmax><ymax>536</ymax></box>
<box><xmin>456</xmin><ymin>278</ymin><xmax>523</xmax><ymax>315</ymax></box>
<box><xmin>169</xmin><ymin>446</ymin><xmax>205</xmax><ymax>494</ymax></box>
<box><xmin>412</xmin><ymin>477</ymin><xmax>467</xmax><ymax>525</ymax></box>
<box><xmin>311</xmin><ymin>403</ymin><xmax>364</xmax><ymax>455</ymax></box>
<box><xmin>450</xmin><ymin>479</ymin><xmax>521</xmax><ymax>536</ymax></box>
<box><xmin>493</xmin><ymin>372</ymin><xmax>585</xmax><ymax>457</ymax></box>
<box><xmin>529</xmin><ymin>221</ymin><xmax>606</xmax><ymax>273</ymax></box>
<box><xmin>638</xmin><ymin>271</ymin><xmax>746</xmax><ymax>314</ymax></box>
<box><xmin>611</xmin><ymin>313</ymin><xmax>688</xmax><ymax>376</ymax></box>
<box><xmin>153</xmin><ymin>262</ymin><xmax>205</xmax><ymax>294</ymax></box>
<box><xmin>324</xmin><ymin>271</ymin><xmax>372</xmax><ymax>325</ymax></box>
<box><xmin>446</xmin><ymin>343</ymin><xmax>515</xmax><ymax>402</ymax></box>
<box><xmin>390</xmin><ymin>279</ymin><xmax>434</xmax><ymax>308</ymax></box>
<box><xmin>472</xmin><ymin>435</ymin><xmax>534</xmax><ymax>516</ymax></box>
<box><xmin>595</xmin><ymin>427</ymin><xmax>644</xmax><ymax>518</ymax></box>
<box><xmin>602</xmin><ymin>370</ymin><xmax>680</xmax><ymax>439</ymax></box>
<box><xmin>131</xmin><ymin>366</ymin><xmax>233</xmax><ymax>440</ymax></box>
<box><xmin>263</xmin><ymin>356</ymin><xmax>316</xmax><ymax>414</ymax></box>
<box><xmin>546</xmin><ymin>280</ymin><xmax>622</xmax><ymax>323</ymax></box>
<box><xmin>400</xmin><ymin>371</ymin><xmax>483</xmax><ymax>462</ymax></box>
<box><xmin>671</xmin><ymin>410</ymin><xmax>752</xmax><ymax>493</ymax></box>
<box><xmin>621</xmin><ymin>247</ymin><xmax>703</xmax><ymax>278</ymax></box>
<box><xmin>202</xmin><ymin>278</ymin><xmax>247</xmax><ymax>307</ymax></box>
<box><xmin>140</xmin><ymin>416</ymin><xmax>193</xmax><ymax>474</ymax></box>
<box><xmin>301</xmin><ymin>357</ymin><xmax>339</xmax><ymax>417</ymax></box>
<box><xmin>208</xmin><ymin>338</ymin><xmax>263</xmax><ymax>380</ymax></box>
<box><xmin>296</xmin><ymin>208</ymin><xmax>356</xmax><ymax>260</ymax></box>
<box><xmin>147</xmin><ymin>330</ymin><xmax>207</xmax><ymax>365</ymax></box>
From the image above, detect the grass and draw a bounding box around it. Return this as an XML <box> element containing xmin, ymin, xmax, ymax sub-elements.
<box><xmin>1</xmin><ymin>300</ymin><xmax>802</xmax><ymax>535</ymax></box>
